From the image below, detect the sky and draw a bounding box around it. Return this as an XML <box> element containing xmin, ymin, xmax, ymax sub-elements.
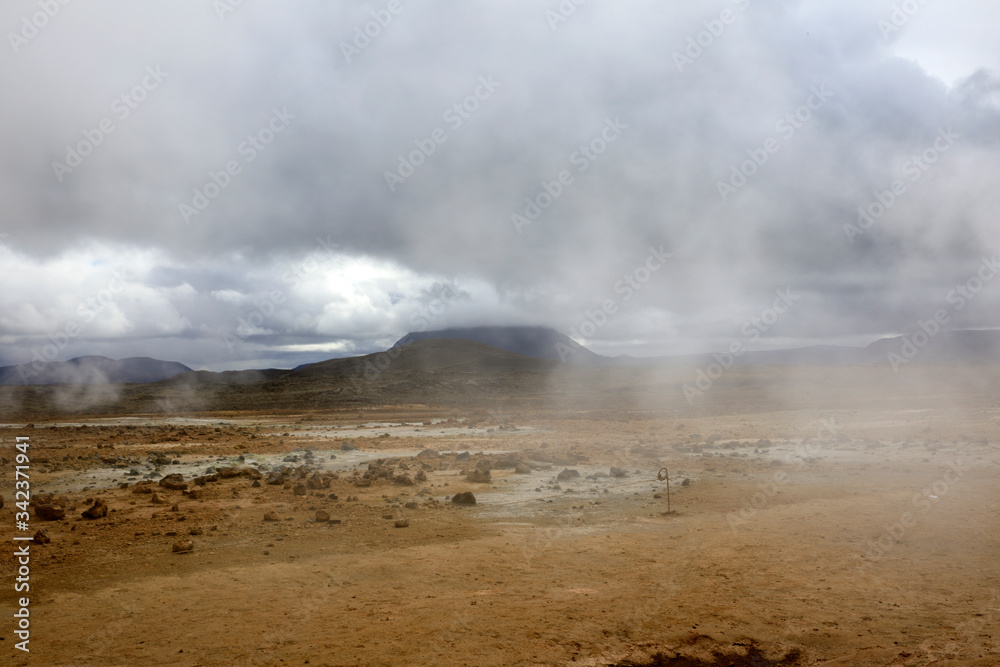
<box><xmin>1</xmin><ymin>0</ymin><xmax>999</xmax><ymax>371</ymax></box>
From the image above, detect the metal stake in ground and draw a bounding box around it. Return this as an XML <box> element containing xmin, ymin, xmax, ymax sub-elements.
<box><xmin>657</xmin><ymin>467</ymin><xmax>670</xmax><ymax>513</ymax></box>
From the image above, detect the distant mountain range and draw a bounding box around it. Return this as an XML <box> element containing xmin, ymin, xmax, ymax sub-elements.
<box><xmin>0</xmin><ymin>355</ymin><xmax>192</xmax><ymax>386</ymax></box>
<box><xmin>3</xmin><ymin>327</ymin><xmax>999</xmax><ymax>387</ymax></box>
<box><xmin>394</xmin><ymin>326</ymin><xmax>1000</xmax><ymax>368</ymax></box>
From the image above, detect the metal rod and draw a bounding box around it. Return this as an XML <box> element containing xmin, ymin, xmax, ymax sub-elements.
<box><xmin>657</xmin><ymin>467</ymin><xmax>670</xmax><ymax>513</ymax></box>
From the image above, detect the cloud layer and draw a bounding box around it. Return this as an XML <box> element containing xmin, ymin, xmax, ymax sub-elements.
<box><xmin>2</xmin><ymin>0</ymin><xmax>999</xmax><ymax>370</ymax></box>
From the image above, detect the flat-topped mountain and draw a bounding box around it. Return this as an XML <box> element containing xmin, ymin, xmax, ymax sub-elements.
<box><xmin>392</xmin><ymin>326</ymin><xmax>609</xmax><ymax>365</ymax></box>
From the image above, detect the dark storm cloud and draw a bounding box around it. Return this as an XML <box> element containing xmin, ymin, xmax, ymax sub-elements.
<box><xmin>1</xmin><ymin>0</ymin><xmax>999</xmax><ymax>369</ymax></box>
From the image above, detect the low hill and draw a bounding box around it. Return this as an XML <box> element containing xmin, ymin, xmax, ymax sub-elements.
<box><xmin>0</xmin><ymin>355</ymin><xmax>193</xmax><ymax>386</ymax></box>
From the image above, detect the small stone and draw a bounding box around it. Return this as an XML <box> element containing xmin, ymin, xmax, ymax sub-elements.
<box><xmin>451</xmin><ymin>492</ymin><xmax>476</xmax><ymax>505</ymax></box>
<box><xmin>466</xmin><ymin>469</ymin><xmax>491</xmax><ymax>483</ymax></box>
<box><xmin>263</xmin><ymin>511</ymin><xmax>281</xmax><ymax>522</ymax></box>
<box><xmin>170</xmin><ymin>503</ymin><xmax>180</xmax><ymax>512</ymax></box>
<box><xmin>159</xmin><ymin>473</ymin><xmax>188</xmax><ymax>491</ymax></box>
<box><xmin>189</xmin><ymin>528</ymin><xmax>203</xmax><ymax>536</ymax></box>
<box><xmin>82</xmin><ymin>499</ymin><xmax>108</xmax><ymax>519</ymax></box>
<box><xmin>34</xmin><ymin>504</ymin><xmax>66</xmax><ymax>521</ymax></box>
<box><xmin>316</xmin><ymin>510</ymin><xmax>330</xmax><ymax>522</ymax></box>
<box><xmin>186</xmin><ymin>488</ymin><xmax>203</xmax><ymax>500</ymax></box>
<box><xmin>682</xmin><ymin>478</ymin><xmax>691</xmax><ymax>486</ymax></box>
<box><xmin>394</xmin><ymin>519</ymin><xmax>410</xmax><ymax>528</ymax></box>
<box><xmin>556</xmin><ymin>469</ymin><xmax>581</xmax><ymax>482</ymax></box>
<box><xmin>293</xmin><ymin>483</ymin><xmax>307</xmax><ymax>496</ymax></box>
<box><xmin>404</xmin><ymin>501</ymin><xmax>419</xmax><ymax>510</ymax></box>
<box><xmin>610</xmin><ymin>467</ymin><xmax>628</xmax><ymax>478</ymax></box>
<box><xmin>172</xmin><ymin>539</ymin><xmax>194</xmax><ymax>553</ymax></box>
<box><xmin>514</xmin><ymin>462</ymin><xmax>532</xmax><ymax>474</ymax></box>
<box><xmin>252</xmin><ymin>480</ymin><xmax>261</xmax><ymax>488</ymax></box>
<box><xmin>32</xmin><ymin>529</ymin><xmax>51</xmax><ymax>545</ymax></box>
<box><xmin>150</xmin><ymin>493</ymin><xmax>166</xmax><ymax>504</ymax></box>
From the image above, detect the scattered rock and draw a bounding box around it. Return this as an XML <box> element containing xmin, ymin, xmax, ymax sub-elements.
<box><xmin>172</xmin><ymin>540</ymin><xmax>194</xmax><ymax>553</ymax></box>
<box><xmin>610</xmin><ymin>467</ymin><xmax>628</xmax><ymax>478</ymax></box>
<box><xmin>159</xmin><ymin>474</ymin><xmax>188</xmax><ymax>491</ymax></box>
<box><xmin>415</xmin><ymin>470</ymin><xmax>427</xmax><ymax>482</ymax></box>
<box><xmin>404</xmin><ymin>501</ymin><xmax>419</xmax><ymax>510</ymax></box>
<box><xmin>150</xmin><ymin>493</ymin><xmax>166</xmax><ymax>504</ymax></box>
<box><xmin>185</xmin><ymin>488</ymin><xmax>203</xmax><ymax>500</ymax></box>
<box><xmin>466</xmin><ymin>469</ymin><xmax>491</xmax><ymax>483</ymax></box>
<box><xmin>682</xmin><ymin>478</ymin><xmax>691</xmax><ymax>486</ymax></box>
<box><xmin>131</xmin><ymin>484</ymin><xmax>153</xmax><ymax>494</ymax></box>
<box><xmin>307</xmin><ymin>473</ymin><xmax>330</xmax><ymax>490</ymax></box>
<box><xmin>81</xmin><ymin>499</ymin><xmax>108</xmax><ymax>519</ymax></box>
<box><xmin>451</xmin><ymin>492</ymin><xmax>477</xmax><ymax>505</ymax></box>
<box><xmin>34</xmin><ymin>504</ymin><xmax>66</xmax><ymax>521</ymax></box>
<box><xmin>417</xmin><ymin>449</ymin><xmax>440</xmax><ymax>458</ymax></box>
<box><xmin>456</xmin><ymin>451</ymin><xmax>471</xmax><ymax>461</ymax></box>
<box><xmin>170</xmin><ymin>503</ymin><xmax>180</xmax><ymax>512</ymax></box>
<box><xmin>293</xmin><ymin>483</ymin><xmax>308</xmax><ymax>496</ymax></box>
<box><xmin>341</xmin><ymin>443</ymin><xmax>358</xmax><ymax>451</ymax></box>
<box><xmin>393</xmin><ymin>474</ymin><xmax>415</xmax><ymax>486</ymax></box>
<box><xmin>316</xmin><ymin>510</ymin><xmax>331</xmax><ymax>522</ymax></box>
<box><xmin>32</xmin><ymin>529</ymin><xmax>51</xmax><ymax>545</ymax></box>
<box><xmin>189</xmin><ymin>528</ymin><xmax>203</xmax><ymax>536</ymax></box>
<box><xmin>557</xmin><ymin>468</ymin><xmax>581</xmax><ymax>482</ymax></box>
<box><xmin>355</xmin><ymin>478</ymin><xmax>372</xmax><ymax>487</ymax></box>
<box><xmin>263</xmin><ymin>511</ymin><xmax>281</xmax><ymax>522</ymax></box>
<box><xmin>252</xmin><ymin>480</ymin><xmax>261</xmax><ymax>488</ymax></box>
<box><xmin>514</xmin><ymin>462</ymin><xmax>532</xmax><ymax>474</ymax></box>
<box><xmin>394</xmin><ymin>519</ymin><xmax>410</xmax><ymax>528</ymax></box>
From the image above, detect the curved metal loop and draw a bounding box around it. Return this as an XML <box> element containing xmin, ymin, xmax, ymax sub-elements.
<box><xmin>656</xmin><ymin>467</ymin><xmax>669</xmax><ymax>482</ymax></box>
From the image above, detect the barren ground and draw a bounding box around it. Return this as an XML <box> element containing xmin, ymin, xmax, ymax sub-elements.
<box><xmin>2</xmin><ymin>388</ymin><xmax>999</xmax><ymax>666</ymax></box>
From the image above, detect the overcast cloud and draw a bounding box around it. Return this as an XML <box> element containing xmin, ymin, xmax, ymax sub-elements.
<box><xmin>1</xmin><ymin>0</ymin><xmax>999</xmax><ymax>370</ymax></box>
